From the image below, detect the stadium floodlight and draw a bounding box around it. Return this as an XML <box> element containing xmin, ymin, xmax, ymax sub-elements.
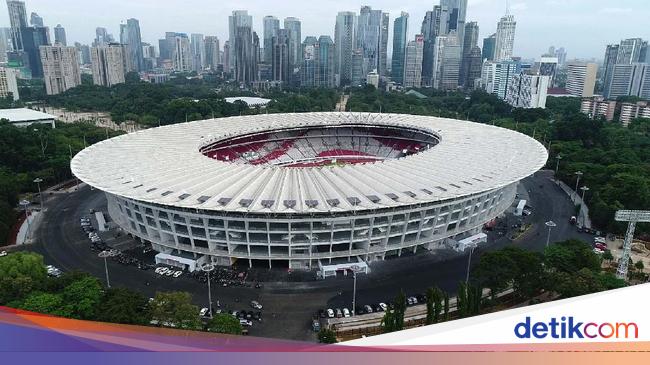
<box><xmin>615</xmin><ymin>210</ymin><xmax>650</xmax><ymax>279</ymax></box>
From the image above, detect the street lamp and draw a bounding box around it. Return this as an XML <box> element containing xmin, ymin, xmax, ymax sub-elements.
<box><xmin>98</xmin><ymin>250</ymin><xmax>119</xmax><ymax>288</ymax></box>
<box><xmin>545</xmin><ymin>221</ymin><xmax>557</xmax><ymax>247</ymax></box>
<box><xmin>200</xmin><ymin>262</ymin><xmax>216</xmax><ymax>318</ymax></box>
<box><xmin>33</xmin><ymin>177</ymin><xmax>44</xmax><ymax>212</ymax></box>
<box><xmin>574</xmin><ymin>171</ymin><xmax>583</xmax><ymax>203</ymax></box>
<box><xmin>580</xmin><ymin>186</ymin><xmax>590</xmax><ymax>204</ymax></box>
<box><xmin>554</xmin><ymin>155</ymin><xmax>562</xmax><ymax>179</ymax></box>
<box><xmin>350</xmin><ymin>265</ymin><xmax>364</xmax><ymax>317</ymax></box>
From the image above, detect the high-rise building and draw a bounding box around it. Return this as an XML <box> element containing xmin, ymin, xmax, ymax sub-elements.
<box><xmin>263</xmin><ymin>16</ymin><xmax>279</xmax><ymax>64</ymax></box>
<box><xmin>566</xmin><ymin>62</ymin><xmax>597</xmax><ymax>97</ymax></box>
<box><xmin>91</xmin><ymin>43</ymin><xmax>126</xmax><ymax>87</ymax></box>
<box><xmin>39</xmin><ymin>45</ymin><xmax>81</xmax><ymax>95</ymax></box>
<box><xmin>441</xmin><ymin>0</ymin><xmax>468</xmax><ymax>53</ymax></box>
<box><xmin>228</xmin><ymin>10</ymin><xmax>252</xmax><ymax>73</ymax></box>
<box><xmin>223</xmin><ymin>41</ymin><xmax>230</xmax><ymax>73</ymax></box>
<box><xmin>356</xmin><ymin>6</ymin><xmax>389</xmax><ymax>78</ymax></box>
<box><xmin>538</xmin><ymin>56</ymin><xmax>558</xmax><ymax>86</ymax></box>
<box><xmin>391</xmin><ymin>12</ymin><xmax>409</xmax><ymax>85</ymax></box>
<box><xmin>94</xmin><ymin>27</ymin><xmax>113</xmax><ymax>46</ymax></box>
<box><xmin>284</xmin><ymin>17</ymin><xmax>301</xmax><ymax>68</ymax></box>
<box><xmin>271</xmin><ymin>28</ymin><xmax>290</xmax><ymax>83</ymax></box>
<box><xmin>120</xmin><ymin>18</ymin><xmax>144</xmax><ymax>72</ymax></box>
<box><xmin>190</xmin><ymin>33</ymin><xmax>204</xmax><ymax>72</ymax></box>
<box><xmin>203</xmin><ymin>36</ymin><xmax>220</xmax><ymax>71</ymax></box>
<box><xmin>617</xmin><ymin>38</ymin><xmax>647</xmax><ymax>64</ymax></box>
<box><xmin>482</xmin><ymin>34</ymin><xmax>496</xmax><ymax>61</ymax></box>
<box><xmin>505</xmin><ymin>74</ymin><xmax>550</xmax><ymax>109</ymax></box>
<box><xmin>481</xmin><ymin>59</ymin><xmax>521</xmax><ymax>99</ymax></box>
<box><xmin>234</xmin><ymin>25</ymin><xmax>255</xmax><ymax>84</ymax></box>
<box><xmin>604</xmin><ymin>63</ymin><xmax>650</xmax><ymax>100</ymax></box>
<box><xmin>432</xmin><ymin>32</ymin><xmax>461</xmax><ymax>90</ymax></box>
<box><xmin>554</xmin><ymin>47</ymin><xmax>567</xmax><ymax>67</ymax></box>
<box><xmin>29</xmin><ymin>11</ymin><xmax>42</xmax><ymax>27</ymax></box>
<box><xmin>351</xmin><ymin>49</ymin><xmax>364</xmax><ymax>86</ymax></box>
<box><xmin>300</xmin><ymin>36</ymin><xmax>318</xmax><ymax>87</ymax></box>
<box><xmin>602</xmin><ymin>44</ymin><xmax>620</xmax><ymax>89</ymax></box>
<box><xmin>53</xmin><ymin>24</ymin><xmax>67</xmax><ymax>46</ymax></box>
<box><xmin>403</xmin><ymin>34</ymin><xmax>424</xmax><ymax>88</ymax></box>
<box><xmin>252</xmin><ymin>31</ymin><xmax>260</xmax><ymax>81</ymax></box>
<box><xmin>141</xmin><ymin>42</ymin><xmax>156</xmax><ymax>70</ymax></box>
<box><xmin>75</xmin><ymin>42</ymin><xmax>91</xmax><ymax>65</ymax></box>
<box><xmin>421</xmin><ymin>7</ymin><xmax>442</xmax><ymax>87</ymax></box>
<box><xmin>171</xmin><ymin>33</ymin><xmax>191</xmax><ymax>72</ymax></box>
<box><xmin>7</xmin><ymin>0</ymin><xmax>27</xmax><ymax>51</ymax></box>
<box><xmin>334</xmin><ymin>11</ymin><xmax>355</xmax><ymax>86</ymax></box>
<box><xmin>0</xmin><ymin>66</ymin><xmax>19</xmax><ymax>100</ymax></box>
<box><xmin>22</xmin><ymin>26</ymin><xmax>50</xmax><ymax>78</ymax></box>
<box><xmin>465</xmin><ymin>46</ymin><xmax>483</xmax><ymax>89</ymax></box>
<box><xmin>460</xmin><ymin>21</ymin><xmax>479</xmax><ymax>87</ymax></box>
<box><xmin>494</xmin><ymin>14</ymin><xmax>516</xmax><ymax>61</ymax></box>
<box><xmin>0</xmin><ymin>27</ymin><xmax>12</xmax><ymax>62</ymax></box>
<box><xmin>300</xmin><ymin>35</ymin><xmax>335</xmax><ymax>88</ymax></box>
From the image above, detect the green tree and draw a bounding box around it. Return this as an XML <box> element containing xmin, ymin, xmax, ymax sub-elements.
<box><xmin>0</xmin><ymin>252</ymin><xmax>48</xmax><ymax>304</ymax></box>
<box><xmin>20</xmin><ymin>292</ymin><xmax>71</xmax><ymax>317</ymax></box>
<box><xmin>96</xmin><ymin>287</ymin><xmax>151</xmax><ymax>325</ymax></box>
<box><xmin>443</xmin><ymin>292</ymin><xmax>450</xmax><ymax>320</ymax></box>
<box><xmin>473</xmin><ymin>249</ymin><xmax>517</xmax><ymax>298</ymax></box>
<box><xmin>149</xmin><ymin>291</ymin><xmax>200</xmax><ymax>330</ymax></box>
<box><xmin>206</xmin><ymin>313</ymin><xmax>242</xmax><ymax>335</ymax></box>
<box><xmin>634</xmin><ymin>260</ymin><xmax>645</xmax><ymax>272</ymax></box>
<box><xmin>425</xmin><ymin>286</ymin><xmax>443</xmax><ymax>325</ymax></box>
<box><xmin>317</xmin><ymin>328</ymin><xmax>338</xmax><ymax>344</ymax></box>
<box><xmin>544</xmin><ymin>240</ymin><xmax>601</xmax><ymax>274</ymax></box>
<box><xmin>61</xmin><ymin>276</ymin><xmax>103</xmax><ymax>319</ymax></box>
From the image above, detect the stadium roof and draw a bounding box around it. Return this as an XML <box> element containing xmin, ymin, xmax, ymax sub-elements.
<box><xmin>0</xmin><ymin>108</ymin><xmax>56</xmax><ymax>123</ymax></box>
<box><xmin>71</xmin><ymin>113</ymin><xmax>548</xmax><ymax>214</ymax></box>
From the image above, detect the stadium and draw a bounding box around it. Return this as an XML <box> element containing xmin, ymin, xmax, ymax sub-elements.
<box><xmin>71</xmin><ymin>112</ymin><xmax>548</xmax><ymax>274</ymax></box>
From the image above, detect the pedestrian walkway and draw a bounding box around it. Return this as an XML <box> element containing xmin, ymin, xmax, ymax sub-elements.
<box><xmin>554</xmin><ymin>178</ymin><xmax>592</xmax><ymax>228</ymax></box>
<box><xmin>16</xmin><ymin>211</ymin><xmax>41</xmax><ymax>245</ymax></box>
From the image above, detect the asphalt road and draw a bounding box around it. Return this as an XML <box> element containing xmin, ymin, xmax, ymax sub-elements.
<box><xmin>19</xmin><ymin>170</ymin><xmax>593</xmax><ymax>341</ymax></box>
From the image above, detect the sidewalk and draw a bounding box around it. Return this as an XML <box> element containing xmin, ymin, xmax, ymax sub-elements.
<box><xmin>554</xmin><ymin>178</ymin><xmax>592</xmax><ymax>229</ymax></box>
<box><xmin>15</xmin><ymin>211</ymin><xmax>41</xmax><ymax>245</ymax></box>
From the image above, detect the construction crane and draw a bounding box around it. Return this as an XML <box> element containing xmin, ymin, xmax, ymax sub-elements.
<box><xmin>614</xmin><ymin>210</ymin><xmax>650</xmax><ymax>279</ymax></box>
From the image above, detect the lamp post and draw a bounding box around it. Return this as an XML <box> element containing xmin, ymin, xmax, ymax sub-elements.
<box><xmin>200</xmin><ymin>262</ymin><xmax>216</xmax><ymax>318</ymax></box>
<box><xmin>554</xmin><ymin>155</ymin><xmax>562</xmax><ymax>180</ymax></box>
<box><xmin>574</xmin><ymin>171</ymin><xmax>583</xmax><ymax>203</ymax></box>
<box><xmin>98</xmin><ymin>250</ymin><xmax>119</xmax><ymax>288</ymax></box>
<box><xmin>545</xmin><ymin>221</ymin><xmax>557</xmax><ymax>247</ymax></box>
<box><xmin>352</xmin><ymin>271</ymin><xmax>357</xmax><ymax>316</ymax></box>
<box><xmin>33</xmin><ymin>177</ymin><xmax>44</xmax><ymax>212</ymax></box>
<box><xmin>580</xmin><ymin>186</ymin><xmax>589</xmax><ymax>204</ymax></box>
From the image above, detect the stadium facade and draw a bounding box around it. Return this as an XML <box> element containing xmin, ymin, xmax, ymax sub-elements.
<box><xmin>71</xmin><ymin>113</ymin><xmax>548</xmax><ymax>272</ymax></box>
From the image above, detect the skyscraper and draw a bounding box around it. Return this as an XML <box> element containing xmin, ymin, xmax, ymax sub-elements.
<box><xmin>284</xmin><ymin>17</ymin><xmax>301</xmax><ymax>69</ymax></box>
<box><xmin>234</xmin><ymin>25</ymin><xmax>255</xmax><ymax>84</ymax></box>
<box><xmin>95</xmin><ymin>27</ymin><xmax>113</xmax><ymax>46</ymax></box>
<box><xmin>271</xmin><ymin>28</ymin><xmax>290</xmax><ymax>83</ymax></box>
<box><xmin>172</xmin><ymin>33</ymin><xmax>191</xmax><ymax>72</ymax></box>
<box><xmin>223</xmin><ymin>41</ymin><xmax>230</xmax><ymax>73</ymax></box>
<box><xmin>566</xmin><ymin>62</ymin><xmax>597</xmax><ymax>97</ymax></box>
<box><xmin>40</xmin><ymin>45</ymin><xmax>81</xmax><ymax>95</ymax></box>
<box><xmin>91</xmin><ymin>43</ymin><xmax>126</xmax><ymax>87</ymax></box>
<box><xmin>76</xmin><ymin>42</ymin><xmax>91</xmax><ymax>65</ymax></box>
<box><xmin>263</xmin><ymin>16</ymin><xmax>279</xmax><ymax>64</ymax></box>
<box><xmin>7</xmin><ymin>0</ymin><xmax>27</xmax><ymax>51</ymax></box>
<box><xmin>617</xmin><ymin>38</ymin><xmax>647</xmax><ymax>64</ymax></box>
<box><xmin>120</xmin><ymin>18</ymin><xmax>144</xmax><ymax>72</ymax></box>
<box><xmin>300</xmin><ymin>35</ymin><xmax>335</xmax><ymax>88</ymax></box>
<box><xmin>334</xmin><ymin>11</ymin><xmax>355</xmax><ymax>86</ymax></box>
<box><xmin>54</xmin><ymin>24</ymin><xmax>66</xmax><ymax>46</ymax></box>
<box><xmin>441</xmin><ymin>0</ymin><xmax>468</xmax><ymax>53</ymax></box>
<box><xmin>0</xmin><ymin>27</ymin><xmax>12</xmax><ymax>62</ymax></box>
<box><xmin>190</xmin><ymin>33</ymin><xmax>204</xmax><ymax>72</ymax></box>
<box><xmin>432</xmin><ymin>32</ymin><xmax>461</xmax><ymax>90</ymax></box>
<box><xmin>465</xmin><ymin>46</ymin><xmax>483</xmax><ymax>89</ymax></box>
<box><xmin>391</xmin><ymin>12</ymin><xmax>409</xmax><ymax>85</ymax></box>
<box><xmin>604</xmin><ymin>63</ymin><xmax>650</xmax><ymax>100</ymax></box>
<box><xmin>420</xmin><ymin>8</ymin><xmax>441</xmax><ymax>87</ymax></box>
<box><xmin>228</xmin><ymin>10</ymin><xmax>252</xmax><ymax>73</ymax></box>
<box><xmin>482</xmin><ymin>34</ymin><xmax>496</xmax><ymax>61</ymax></box>
<box><xmin>460</xmin><ymin>21</ymin><xmax>479</xmax><ymax>87</ymax></box>
<box><xmin>505</xmin><ymin>74</ymin><xmax>550</xmax><ymax>109</ymax></box>
<box><xmin>494</xmin><ymin>14</ymin><xmax>516</xmax><ymax>61</ymax></box>
<box><xmin>22</xmin><ymin>26</ymin><xmax>50</xmax><ymax>78</ymax></box>
<box><xmin>403</xmin><ymin>34</ymin><xmax>424</xmax><ymax>88</ymax></box>
<box><xmin>481</xmin><ymin>60</ymin><xmax>521</xmax><ymax>99</ymax></box>
<box><xmin>203</xmin><ymin>36</ymin><xmax>220</xmax><ymax>70</ymax></box>
<box><xmin>29</xmin><ymin>11</ymin><xmax>42</xmax><ymax>27</ymax></box>
<box><xmin>355</xmin><ymin>6</ymin><xmax>389</xmax><ymax>78</ymax></box>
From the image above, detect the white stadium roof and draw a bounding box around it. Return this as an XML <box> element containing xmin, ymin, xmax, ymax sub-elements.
<box><xmin>71</xmin><ymin>113</ymin><xmax>548</xmax><ymax>214</ymax></box>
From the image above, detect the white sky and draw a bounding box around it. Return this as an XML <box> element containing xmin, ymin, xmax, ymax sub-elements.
<box><xmin>1</xmin><ymin>0</ymin><xmax>649</xmax><ymax>60</ymax></box>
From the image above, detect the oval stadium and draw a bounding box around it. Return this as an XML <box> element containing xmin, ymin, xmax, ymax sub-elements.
<box><xmin>71</xmin><ymin>112</ymin><xmax>548</xmax><ymax>273</ymax></box>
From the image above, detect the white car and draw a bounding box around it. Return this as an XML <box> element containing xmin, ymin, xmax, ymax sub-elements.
<box><xmin>593</xmin><ymin>248</ymin><xmax>604</xmax><ymax>255</ymax></box>
<box><xmin>250</xmin><ymin>300</ymin><xmax>263</xmax><ymax>310</ymax></box>
<box><xmin>155</xmin><ymin>267</ymin><xmax>169</xmax><ymax>275</ymax></box>
<box><xmin>199</xmin><ymin>307</ymin><xmax>210</xmax><ymax>317</ymax></box>
<box><xmin>239</xmin><ymin>319</ymin><xmax>253</xmax><ymax>327</ymax></box>
<box><xmin>594</xmin><ymin>237</ymin><xmax>606</xmax><ymax>244</ymax></box>
<box><xmin>379</xmin><ymin>302</ymin><xmax>388</xmax><ymax>311</ymax></box>
<box><xmin>326</xmin><ymin>308</ymin><xmax>335</xmax><ymax>318</ymax></box>
<box><xmin>343</xmin><ymin>308</ymin><xmax>350</xmax><ymax>317</ymax></box>
<box><xmin>173</xmin><ymin>271</ymin><xmax>183</xmax><ymax>278</ymax></box>
<box><xmin>0</xmin><ymin>251</ymin><xmax>8</xmax><ymax>257</ymax></box>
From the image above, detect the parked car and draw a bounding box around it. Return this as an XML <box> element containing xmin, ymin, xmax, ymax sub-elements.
<box><xmin>378</xmin><ymin>302</ymin><xmax>388</xmax><ymax>311</ymax></box>
<box><xmin>173</xmin><ymin>271</ymin><xmax>183</xmax><ymax>278</ymax></box>
<box><xmin>250</xmin><ymin>300</ymin><xmax>263</xmax><ymax>310</ymax></box>
<box><xmin>594</xmin><ymin>237</ymin><xmax>606</xmax><ymax>244</ymax></box>
<box><xmin>594</xmin><ymin>243</ymin><xmax>607</xmax><ymax>251</ymax></box>
<box><xmin>363</xmin><ymin>305</ymin><xmax>373</xmax><ymax>314</ymax></box>
<box><xmin>343</xmin><ymin>308</ymin><xmax>350</xmax><ymax>318</ymax></box>
<box><xmin>239</xmin><ymin>319</ymin><xmax>253</xmax><ymax>327</ymax></box>
<box><xmin>335</xmin><ymin>308</ymin><xmax>343</xmax><ymax>318</ymax></box>
<box><xmin>312</xmin><ymin>319</ymin><xmax>321</xmax><ymax>332</ymax></box>
<box><xmin>593</xmin><ymin>248</ymin><xmax>604</xmax><ymax>255</ymax></box>
<box><xmin>326</xmin><ymin>308</ymin><xmax>334</xmax><ymax>318</ymax></box>
<box><xmin>199</xmin><ymin>307</ymin><xmax>210</xmax><ymax>317</ymax></box>
<box><xmin>0</xmin><ymin>251</ymin><xmax>8</xmax><ymax>257</ymax></box>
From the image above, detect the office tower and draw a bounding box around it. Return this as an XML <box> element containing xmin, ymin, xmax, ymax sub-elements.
<box><xmin>252</xmin><ymin>31</ymin><xmax>260</xmax><ymax>81</ymax></box>
<box><xmin>223</xmin><ymin>41</ymin><xmax>230</xmax><ymax>72</ymax></box>
<box><xmin>171</xmin><ymin>33</ymin><xmax>191</xmax><ymax>72</ymax></box>
<box><xmin>403</xmin><ymin>34</ymin><xmax>424</xmax><ymax>88</ymax></box>
<box><xmin>75</xmin><ymin>42</ymin><xmax>91</xmax><ymax>65</ymax></box>
<box><xmin>356</xmin><ymin>6</ymin><xmax>389</xmax><ymax>78</ymax></box>
<box><xmin>421</xmin><ymin>6</ymin><xmax>444</xmax><ymax>86</ymax></box>
<box><xmin>95</xmin><ymin>27</ymin><xmax>113</xmax><ymax>46</ymax></box>
<box><xmin>271</xmin><ymin>28</ymin><xmax>290</xmax><ymax>83</ymax></box>
<box><xmin>301</xmin><ymin>35</ymin><xmax>335</xmax><ymax>88</ymax></box>
<box><xmin>391</xmin><ymin>12</ymin><xmax>408</xmax><ymax>85</ymax></box>
<box><xmin>190</xmin><ymin>33</ymin><xmax>204</xmax><ymax>72</ymax></box>
<box><xmin>228</xmin><ymin>10</ymin><xmax>252</xmax><ymax>73</ymax></box>
<box><xmin>203</xmin><ymin>36</ymin><xmax>220</xmax><ymax>70</ymax></box>
<box><xmin>602</xmin><ymin>44</ymin><xmax>620</xmax><ymax>89</ymax></box>
<box><xmin>284</xmin><ymin>17</ymin><xmax>301</xmax><ymax>68</ymax></box>
<box><xmin>0</xmin><ymin>66</ymin><xmax>19</xmax><ymax>100</ymax></box>
<box><xmin>39</xmin><ymin>45</ymin><xmax>81</xmax><ymax>95</ymax></box>
<box><xmin>54</xmin><ymin>24</ymin><xmax>66</xmax><ymax>46</ymax></box>
<box><xmin>506</xmin><ymin>74</ymin><xmax>550</xmax><ymax>109</ymax></box>
<box><xmin>482</xmin><ymin>34</ymin><xmax>496</xmax><ymax>61</ymax></box>
<box><xmin>91</xmin><ymin>43</ymin><xmax>126</xmax><ymax>87</ymax></box>
<box><xmin>433</xmin><ymin>32</ymin><xmax>461</xmax><ymax>90</ymax></box>
<box><xmin>351</xmin><ymin>49</ymin><xmax>364</xmax><ymax>86</ymax></box>
<box><xmin>22</xmin><ymin>26</ymin><xmax>50</xmax><ymax>78</ymax></box>
<box><xmin>554</xmin><ymin>47</ymin><xmax>567</xmax><ymax>67</ymax></box>
<box><xmin>120</xmin><ymin>18</ymin><xmax>144</xmax><ymax>72</ymax></box>
<box><xmin>301</xmin><ymin>36</ymin><xmax>318</xmax><ymax>87</ymax></box>
<box><xmin>494</xmin><ymin>14</ymin><xmax>516</xmax><ymax>61</ymax></box>
<box><xmin>604</xmin><ymin>63</ymin><xmax>650</xmax><ymax>100</ymax></box>
<box><xmin>334</xmin><ymin>11</ymin><xmax>355</xmax><ymax>86</ymax></box>
<box><xmin>141</xmin><ymin>42</ymin><xmax>156</xmax><ymax>69</ymax></box>
<box><xmin>565</xmin><ymin>62</ymin><xmax>597</xmax><ymax>97</ymax></box>
<box><xmin>441</xmin><ymin>0</ymin><xmax>468</xmax><ymax>53</ymax></box>
<box><xmin>617</xmin><ymin>38</ymin><xmax>647</xmax><ymax>64</ymax></box>
<box><xmin>460</xmin><ymin>21</ymin><xmax>479</xmax><ymax>87</ymax></box>
<box><xmin>538</xmin><ymin>56</ymin><xmax>558</xmax><ymax>86</ymax></box>
<box><xmin>234</xmin><ymin>25</ymin><xmax>255</xmax><ymax>84</ymax></box>
<box><xmin>7</xmin><ymin>0</ymin><xmax>27</xmax><ymax>51</ymax></box>
<box><xmin>481</xmin><ymin>60</ymin><xmax>521</xmax><ymax>99</ymax></box>
<box><xmin>29</xmin><ymin>11</ymin><xmax>42</xmax><ymax>27</ymax></box>
<box><xmin>263</xmin><ymin>16</ymin><xmax>279</xmax><ymax>64</ymax></box>
<box><xmin>0</xmin><ymin>27</ymin><xmax>11</xmax><ymax>62</ymax></box>
<box><xmin>465</xmin><ymin>46</ymin><xmax>483</xmax><ymax>89</ymax></box>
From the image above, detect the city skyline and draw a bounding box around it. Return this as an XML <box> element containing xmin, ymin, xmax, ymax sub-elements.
<box><xmin>0</xmin><ymin>0</ymin><xmax>647</xmax><ymax>61</ymax></box>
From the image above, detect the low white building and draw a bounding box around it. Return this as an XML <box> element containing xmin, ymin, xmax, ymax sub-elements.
<box><xmin>505</xmin><ymin>74</ymin><xmax>550</xmax><ymax>109</ymax></box>
<box><xmin>224</xmin><ymin>96</ymin><xmax>271</xmax><ymax>108</ymax></box>
<box><xmin>0</xmin><ymin>108</ymin><xmax>56</xmax><ymax>128</ymax></box>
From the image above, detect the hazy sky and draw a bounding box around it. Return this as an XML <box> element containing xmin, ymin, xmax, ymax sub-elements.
<box><xmin>1</xmin><ymin>0</ymin><xmax>648</xmax><ymax>60</ymax></box>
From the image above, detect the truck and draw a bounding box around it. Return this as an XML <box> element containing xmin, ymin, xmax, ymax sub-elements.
<box><xmin>515</xmin><ymin>200</ymin><xmax>526</xmax><ymax>216</ymax></box>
